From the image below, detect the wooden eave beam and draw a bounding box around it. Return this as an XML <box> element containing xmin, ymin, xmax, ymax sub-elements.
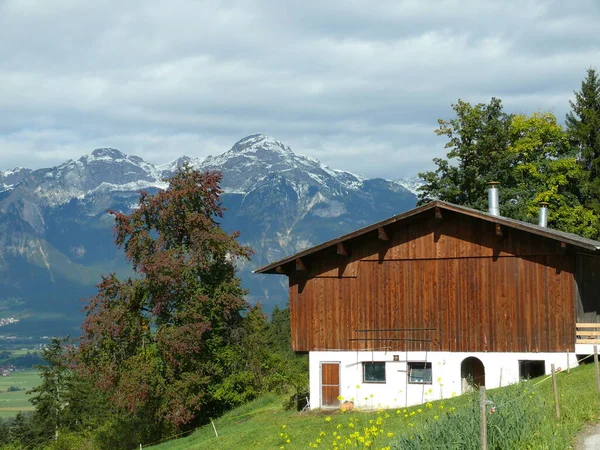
<box><xmin>295</xmin><ymin>258</ymin><xmax>307</xmax><ymax>271</ymax></box>
<box><xmin>495</xmin><ymin>223</ymin><xmax>503</xmax><ymax>237</ymax></box>
<box><xmin>378</xmin><ymin>227</ymin><xmax>390</xmax><ymax>241</ymax></box>
<box><xmin>337</xmin><ymin>242</ymin><xmax>350</xmax><ymax>256</ymax></box>
<box><xmin>434</xmin><ymin>207</ymin><xmax>443</xmax><ymax>219</ymax></box>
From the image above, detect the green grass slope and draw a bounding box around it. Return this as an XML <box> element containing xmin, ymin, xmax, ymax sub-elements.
<box><xmin>148</xmin><ymin>364</ymin><xmax>600</xmax><ymax>450</ymax></box>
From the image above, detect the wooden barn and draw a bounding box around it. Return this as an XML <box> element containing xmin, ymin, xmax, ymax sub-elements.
<box><xmin>256</xmin><ymin>186</ymin><xmax>600</xmax><ymax>409</ymax></box>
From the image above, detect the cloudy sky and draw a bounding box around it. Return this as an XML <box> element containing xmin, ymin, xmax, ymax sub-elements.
<box><xmin>1</xmin><ymin>0</ymin><xmax>599</xmax><ymax>179</ymax></box>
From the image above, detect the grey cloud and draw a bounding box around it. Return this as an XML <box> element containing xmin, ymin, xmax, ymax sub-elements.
<box><xmin>0</xmin><ymin>0</ymin><xmax>599</xmax><ymax>178</ymax></box>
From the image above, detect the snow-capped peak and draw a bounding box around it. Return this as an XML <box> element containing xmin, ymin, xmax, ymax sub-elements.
<box><xmin>230</xmin><ymin>133</ymin><xmax>293</xmax><ymax>155</ymax></box>
<box><xmin>396</xmin><ymin>176</ymin><xmax>425</xmax><ymax>196</ymax></box>
<box><xmin>0</xmin><ymin>134</ymin><xmax>416</xmax><ymax>211</ymax></box>
<box><xmin>157</xmin><ymin>155</ymin><xmax>204</xmax><ymax>179</ymax></box>
<box><xmin>0</xmin><ymin>167</ymin><xmax>33</xmax><ymax>191</ymax></box>
<box><xmin>198</xmin><ymin>133</ymin><xmax>367</xmax><ymax>196</ymax></box>
<box><xmin>2</xmin><ymin>167</ymin><xmax>26</xmax><ymax>176</ymax></box>
<box><xmin>79</xmin><ymin>148</ymin><xmax>129</xmax><ymax>164</ymax></box>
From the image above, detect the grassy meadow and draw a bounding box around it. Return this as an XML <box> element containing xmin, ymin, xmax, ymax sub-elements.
<box><xmin>0</xmin><ymin>370</ymin><xmax>39</xmax><ymax>419</ymax></box>
<box><xmin>148</xmin><ymin>363</ymin><xmax>600</xmax><ymax>450</ymax></box>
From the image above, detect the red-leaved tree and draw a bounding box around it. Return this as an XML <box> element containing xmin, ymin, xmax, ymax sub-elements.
<box><xmin>74</xmin><ymin>169</ymin><xmax>251</xmax><ymax>435</ymax></box>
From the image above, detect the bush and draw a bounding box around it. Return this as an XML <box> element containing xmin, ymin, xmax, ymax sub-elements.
<box><xmin>283</xmin><ymin>385</ymin><xmax>310</xmax><ymax>411</ymax></box>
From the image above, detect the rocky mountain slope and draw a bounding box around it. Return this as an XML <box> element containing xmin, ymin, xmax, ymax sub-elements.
<box><xmin>0</xmin><ymin>134</ymin><xmax>416</xmax><ymax>338</ymax></box>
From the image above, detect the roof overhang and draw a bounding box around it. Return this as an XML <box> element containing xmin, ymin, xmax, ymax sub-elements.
<box><xmin>254</xmin><ymin>200</ymin><xmax>600</xmax><ymax>275</ymax></box>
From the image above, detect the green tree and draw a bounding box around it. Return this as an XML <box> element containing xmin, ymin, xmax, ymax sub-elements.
<box><xmin>508</xmin><ymin>112</ymin><xmax>598</xmax><ymax>237</ymax></box>
<box><xmin>566</xmin><ymin>68</ymin><xmax>600</xmax><ymax>214</ymax></box>
<box><xmin>7</xmin><ymin>412</ymin><xmax>35</xmax><ymax>448</ymax></box>
<box><xmin>212</xmin><ymin>304</ymin><xmax>272</xmax><ymax>407</ymax></box>
<box><xmin>74</xmin><ymin>169</ymin><xmax>252</xmax><ymax>443</ymax></box>
<box><xmin>0</xmin><ymin>417</ymin><xmax>10</xmax><ymax>446</ymax></box>
<box><xmin>28</xmin><ymin>337</ymin><xmax>71</xmax><ymax>442</ymax></box>
<box><xmin>418</xmin><ymin>98</ymin><xmax>513</xmax><ymax>210</ymax></box>
<box><xmin>268</xmin><ymin>305</ymin><xmax>292</xmax><ymax>353</ymax></box>
<box><xmin>420</xmin><ymin>99</ymin><xmax>599</xmax><ymax>236</ymax></box>
<box><xmin>25</xmin><ymin>337</ymin><xmax>110</xmax><ymax>448</ymax></box>
<box><xmin>267</xmin><ymin>305</ymin><xmax>308</xmax><ymax>409</ymax></box>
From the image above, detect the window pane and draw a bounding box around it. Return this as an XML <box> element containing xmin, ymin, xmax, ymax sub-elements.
<box><xmin>363</xmin><ymin>362</ymin><xmax>386</xmax><ymax>383</ymax></box>
<box><xmin>408</xmin><ymin>362</ymin><xmax>432</xmax><ymax>384</ymax></box>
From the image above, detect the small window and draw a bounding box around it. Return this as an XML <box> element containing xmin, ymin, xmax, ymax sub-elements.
<box><xmin>363</xmin><ymin>362</ymin><xmax>386</xmax><ymax>383</ymax></box>
<box><xmin>519</xmin><ymin>360</ymin><xmax>545</xmax><ymax>379</ymax></box>
<box><xmin>408</xmin><ymin>362</ymin><xmax>432</xmax><ymax>384</ymax></box>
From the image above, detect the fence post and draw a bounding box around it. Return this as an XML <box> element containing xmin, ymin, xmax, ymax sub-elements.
<box><xmin>211</xmin><ymin>420</ymin><xmax>219</xmax><ymax>438</ymax></box>
<box><xmin>567</xmin><ymin>349</ymin><xmax>570</xmax><ymax>374</ymax></box>
<box><xmin>595</xmin><ymin>346</ymin><xmax>600</xmax><ymax>392</ymax></box>
<box><xmin>480</xmin><ymin>387</ymin><xmax>487</xmax><ymax>450</ymax></box>
<box><xmin>551</xmin><ymin>364</ymin><xmax>560</xmax><ymax>419</ymax></box>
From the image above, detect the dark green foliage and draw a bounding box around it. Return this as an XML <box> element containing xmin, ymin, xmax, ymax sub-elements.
<box><xmin>1</xmin><ymin>412</ymin><xmax>37</xmax><ymax>449</ymax></box>
<box><xmin>419</xmin><ymin>96</ymin><xmax>600</xmax><ymax>237</ymax></box>
<box><xmin>19</xmin><ymin>337</ymin><xmax>112</xmax><ymax>448</ymax></box>
<box><xmin>269</xmin><ymin>305</ymin><xmax>292</xmax><ymax>353</ymax></box>
<box><xmin>267</xmin><ymin>306</ymin><xmax>309</xmax><ymax>409</ymax></box>
<box><xmin>0</xmin><ymin>417</ymin><xmax>9</xmax><ymax>446</ymax></box>
<box><xmin>212</xmin><ymin>303</ymin><xmax>308</xmax><ymax>411</ymax></box>
<box><xmin>28</xmin><ymin>338</ymin><xmax>70</xmax><ymax>442</ymax></box>
<box><xmin>1</xmin><ymin>351</ymin><xmax>44</xmax><ymax>368</ymax></box>
<box><xmin>418</xmin><ymin>98</ymin><xmax>513</xmax><ymax>211</ymax></box>
<box><xmin>566</xmin><ymin>68</ymin><xmax>600</xmax><ymax>216</ymax></box>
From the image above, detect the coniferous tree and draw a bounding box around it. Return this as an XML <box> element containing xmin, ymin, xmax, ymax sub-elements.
<box><xmin>28</xmin><ymin>337</ymin><xmax>70</xmax><ymax>442</ymax></box>
<box><xmin>0</xmin><ymin>417</ymin><xmax>9</xmax><ymax>446</ymax></box>
<box><xmin>566</xmin><ymin>68</ymin><xmax>600</xmax><ymax>215</ymax></box>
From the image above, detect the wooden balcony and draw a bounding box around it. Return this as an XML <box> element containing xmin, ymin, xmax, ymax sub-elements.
<box><xmin>576</xmin><ymin>323</ymin><xmax>600</xmax><ymax>344</ymax></box>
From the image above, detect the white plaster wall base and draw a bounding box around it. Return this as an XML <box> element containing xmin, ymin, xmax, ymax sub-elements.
<box><xmin>309</xmin><ymin>350</ymin><xmax>574</xmax><ymax>410</ymax></box>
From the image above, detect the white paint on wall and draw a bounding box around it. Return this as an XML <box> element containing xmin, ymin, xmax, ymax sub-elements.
<box><xmin>309</xmin><ymin>350</ymin><xmax>575</xmax><ymax>410</ymax></box>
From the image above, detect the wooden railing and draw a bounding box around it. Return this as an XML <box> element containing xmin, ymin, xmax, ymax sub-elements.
<box><xmin>576</xmin><ymin>323</ymin><xmax>600</xmax><ymax>344</ymax></box>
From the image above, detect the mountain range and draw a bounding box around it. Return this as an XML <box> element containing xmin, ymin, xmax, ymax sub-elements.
<box><xmin>0</xmin><ymin>134</ymin><xmax>418</xmax><ymax>339</ymax></box>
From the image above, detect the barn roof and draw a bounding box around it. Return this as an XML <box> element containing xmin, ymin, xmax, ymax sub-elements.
<box><xmin>254</xmin><ymin>200</ymin><xmax>600</xmax><ymax>274</ymax></box>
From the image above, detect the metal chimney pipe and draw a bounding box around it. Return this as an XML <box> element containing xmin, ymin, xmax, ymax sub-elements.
<box><xmin>487</xmin><ymin>182</ymin><xmax>500</xmax><ymax>216</ymax></box>
<box><xmin>539</xmin><ymin>202</ymin><xmax>549</xmax><ymax>228</ymax></box>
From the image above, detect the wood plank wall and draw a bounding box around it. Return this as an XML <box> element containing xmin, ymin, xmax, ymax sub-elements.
<box><xmin>289</xmin><ymin>211</ymin><xmax>577</xmax><ymax>353</ymax></box>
